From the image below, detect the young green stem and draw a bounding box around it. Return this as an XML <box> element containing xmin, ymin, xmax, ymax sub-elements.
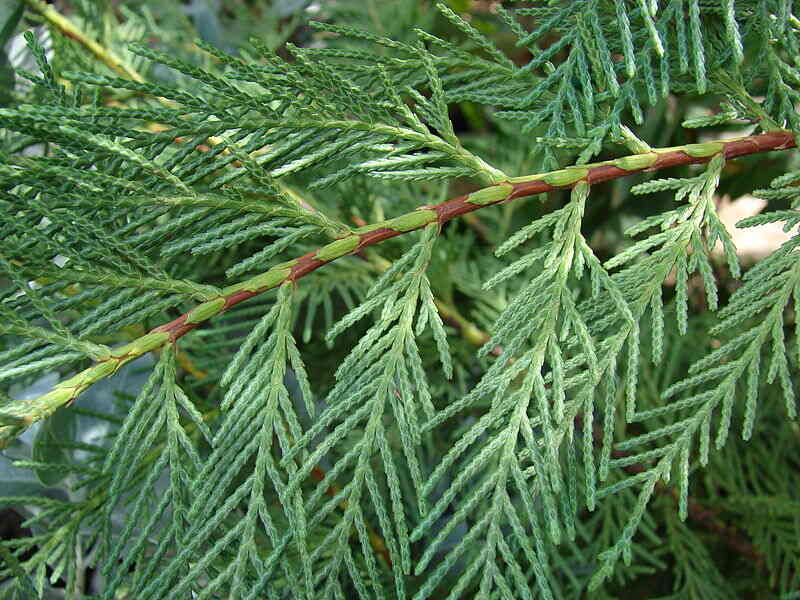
<box><xmin>24</xmin><ymin>0</ymin><xmax>145</xmax><ymax>83</ymax></box>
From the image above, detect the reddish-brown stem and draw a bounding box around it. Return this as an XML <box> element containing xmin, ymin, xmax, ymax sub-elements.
<box><xmin>152</xmin><ymin>130</ymin><xmax>796</xmax><ymax>345</ymax></box>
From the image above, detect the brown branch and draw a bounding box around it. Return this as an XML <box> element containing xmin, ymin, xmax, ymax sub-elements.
<box><xmin>154</xmin><ymin>130</ymin><xmax>797</xmax><ymax>343</ymax></box>
<box><xmin>579</xmin><ymin>417</ymin><xmax>764</xmax><ymax>566</ymax></box>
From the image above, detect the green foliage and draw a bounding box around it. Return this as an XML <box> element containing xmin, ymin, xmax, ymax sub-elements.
<box><xmin>0</xmin><ymin>1</ymin><xmax>798</xmax><ymax>598</ymax></box>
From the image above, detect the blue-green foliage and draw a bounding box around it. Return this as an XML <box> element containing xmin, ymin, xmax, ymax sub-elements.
<box><xmin>0</xmin><ymin>1</ymin><xmax>798</xmax><ymax>598</ymax></box>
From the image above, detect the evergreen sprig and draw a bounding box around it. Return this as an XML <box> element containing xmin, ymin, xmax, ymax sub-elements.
<box><xmin>1</xmin><ymin>1</ymin><xmax>799</xmax><ymax>598</ymax></box>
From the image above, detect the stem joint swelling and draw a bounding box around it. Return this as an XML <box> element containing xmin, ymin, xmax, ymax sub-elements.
<box><xmin>0</xmin><ymin>130</ymin><xmax>794</xmax><ymax>448</ymax></box>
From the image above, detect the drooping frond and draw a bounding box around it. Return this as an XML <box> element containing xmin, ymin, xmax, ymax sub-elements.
<box><xmin>95</xmin><ymin>346</ymin><xmax>212</xmax><ymax>598</ymax></box>
<box><xmin>409</xmin><ymin>181</ymin><xmax>626</xmax><ymax>599</ymax></box>
<box><xmin>275</xmin><ymin>224</ymin><xmax>451</xmax><ymax>599</ymax></box>
<box><xmin>117</xmin><ymin>283</ymin><xmax>314</xmax><ymax>600</ymax></box>
<box><xmin>592</xmin><ymin>206</ymin><xmax>800</xmax><ymax>586</ymax></box>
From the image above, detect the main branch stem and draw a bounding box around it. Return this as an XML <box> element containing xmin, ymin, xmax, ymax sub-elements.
<box><xmin>0</xmin><ymin>130</ymin><xmax>795</xmax><ymax>446</ymax></box>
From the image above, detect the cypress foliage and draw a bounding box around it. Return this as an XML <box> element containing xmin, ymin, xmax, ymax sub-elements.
<box><xmin>0</xmin><ymin>1</ymin><xmax>798</xmax><ymax>598</ymax></box>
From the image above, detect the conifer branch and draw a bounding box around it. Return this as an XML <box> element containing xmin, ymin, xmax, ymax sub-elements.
<box><xmin>0</xmin><ymin>130</ymin><xmax>794</xmax><ymax>448</ymax></box>
<box><xmin>3</xmin><ymin>3</ymin><xmax>800</xmax><ymax>594</ymax></box>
